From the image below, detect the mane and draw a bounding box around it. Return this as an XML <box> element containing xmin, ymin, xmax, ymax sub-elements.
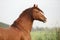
<box><xmin>22</xmin><ymin>8</ymin><xmax>32</xmax><ymax>13</ymax></box>
<box><xmin>21</xmin><ymin>7</ymin><xmax>44</xmax><ymax>14</ymax></box>
<box><xmin>11</xmin><ymin>7</ymin><xmax>32</xmax><ymax>28</ymax></box>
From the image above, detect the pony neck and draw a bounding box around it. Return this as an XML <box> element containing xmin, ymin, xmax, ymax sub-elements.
<box><xmin>11</xmin><ymin>11</ymin><xmax>33</xmax><ymax>33</ymax></box>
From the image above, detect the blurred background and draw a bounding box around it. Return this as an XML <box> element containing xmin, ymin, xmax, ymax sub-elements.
<box><xmin>0</xmin><ymin>0</ymin><xmax>60</xmax><ymax>40</ymax></box>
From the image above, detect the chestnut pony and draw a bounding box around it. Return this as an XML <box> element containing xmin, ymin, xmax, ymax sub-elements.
<box><xmin>0</xmin><ymin>4</ymin><xmax>46</xmax><ymax>40</ymax></box>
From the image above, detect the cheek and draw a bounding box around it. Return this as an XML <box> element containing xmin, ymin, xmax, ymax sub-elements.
<box><xmin>33</xmin><ymin>13</ymin><xmax>39</xmax><ymax>19</ymax></box>
<box><xmin>33</xmin><ymin>14</ymin><xmax>37</xmax><ymax>19</ymax></box>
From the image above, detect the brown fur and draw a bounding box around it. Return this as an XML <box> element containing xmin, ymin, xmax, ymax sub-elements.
<box><xmin>0</xmin><ymin>4</ymin><xmax>47</xmax><ymax>40</ymax></box>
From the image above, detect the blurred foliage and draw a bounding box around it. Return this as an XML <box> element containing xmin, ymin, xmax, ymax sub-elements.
<box><xmin>0</xmin><ymin>22</ymin><xmax>9</xmax><ymax>28</ymax></box>
<box><xmin>31</xmin><ymin>27</ymin><xmax>60</xmax><ymax>40</ymax></box>
<box><xmin>31</xmin><ymin>31</ymin><xmax>57</xmax><ymax>40</ymax></box>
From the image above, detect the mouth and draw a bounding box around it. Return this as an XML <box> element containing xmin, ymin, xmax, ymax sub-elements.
<box><xmin>40</xmin><ymin>19</ymin><xmax>46</xmax><ymax>23</ymax></box>
<box><xmin>43</xmin><ymin>21</ymin><xmax>46</xmax><ymax>23</ymax></box>
<box><xmin>38</xmin><ymin>18</ymin><xmax>47</xmax><ymax>23</ymax></box>
<box><xmin>43</xmin><ymin>19</ymin><xmax>47</xmax><ymax>23</ymax></box>
<box><xmin>39</xmin><ymin>20</ymin><xmax>46</xmax><ymax>23</ymax></box>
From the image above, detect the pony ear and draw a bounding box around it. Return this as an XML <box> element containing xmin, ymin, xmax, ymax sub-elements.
<box><xmin>34</xmin><ymin>4</ymin><xmax>38</xmax><ymax>7</ymax></box>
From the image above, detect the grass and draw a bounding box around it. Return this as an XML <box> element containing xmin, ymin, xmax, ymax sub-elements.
<box><xmin>31</xmin><ymin>31</ymin><xmax>57</xmax><ymax>40</ymax></box>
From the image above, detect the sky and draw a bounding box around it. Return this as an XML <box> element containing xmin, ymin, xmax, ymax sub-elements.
<box><xmin>0</xmin><ymin>0</ymin><xmax>60</xmax><ymax>28</ymax></box>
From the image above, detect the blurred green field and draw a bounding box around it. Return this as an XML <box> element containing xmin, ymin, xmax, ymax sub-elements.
<box><xmin>31</xmin><ymin>31</ymin><xmax>57</xmax><ymax>40</ymax></box>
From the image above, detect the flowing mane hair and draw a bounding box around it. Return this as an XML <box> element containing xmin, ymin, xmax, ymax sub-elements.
<box><xmin>11</xmin><ymin>8</ymin><xmax>32</xmax><ymax>28</ymax></box>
